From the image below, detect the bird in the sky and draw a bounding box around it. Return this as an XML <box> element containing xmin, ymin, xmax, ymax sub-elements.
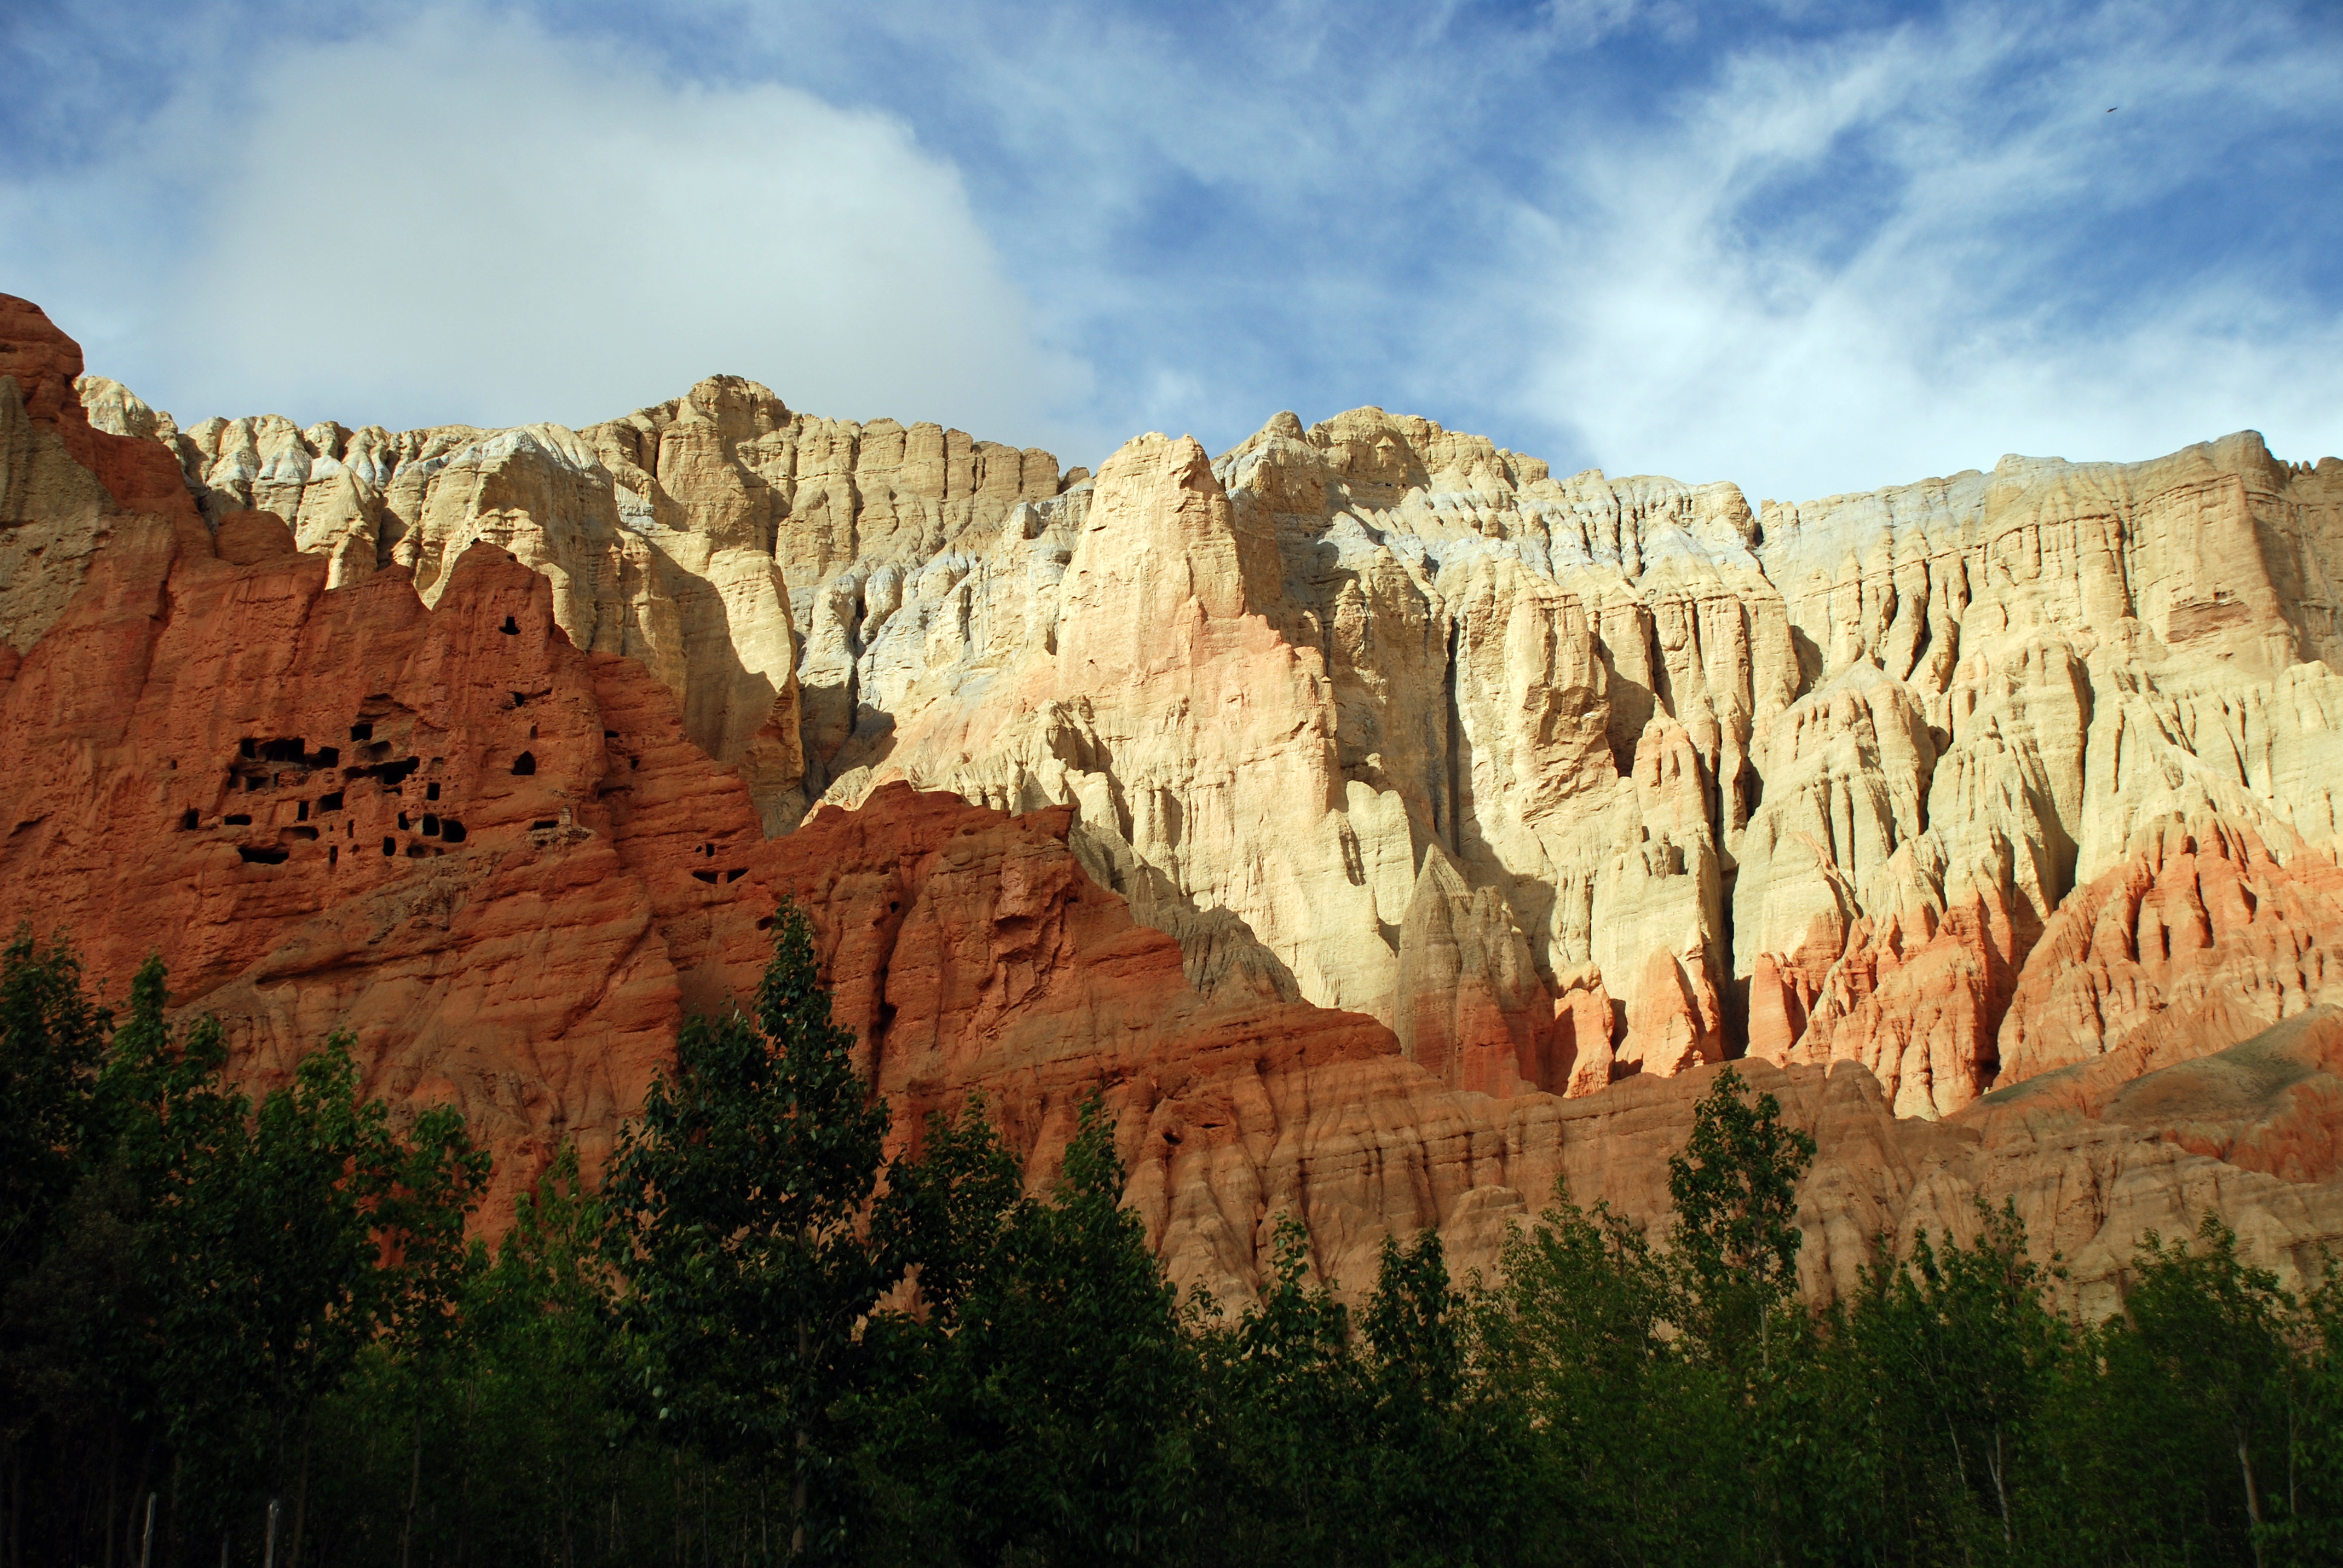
<box><xmin>2108</xmin><ymin>106</ymin><xmax>2118</xmax><ymax>112</ymax></box>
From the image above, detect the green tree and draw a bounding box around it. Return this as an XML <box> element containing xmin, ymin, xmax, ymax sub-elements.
<box><xmin>1358</xmin><ymin>1229</ymin><xmax>1529</xmax><ymax>1566</ymax></box>
<box><xmin>870</xmin><ymin>1095</ymin><xmax>1023</xmax><ymax>1330</ymax></box>
<box><xmin>160</xmin><ymin>1033</ymin><xmax>484</xmax><ymax>1564</ymax></box>
<box><xmin>2107</xmin><ymin>1214</ymin><xmax>2307</xmax><ymax>1568</ymax></box>
<box><xmin>0</xmin><ymin>926</ymin><xmax>110</xmax><ymax>1292</ymax></box>
<box><xmin>1821</xmin><ymin>1201</ymin><xmax>2073</xmax><ymax>1561</ymax></box>
<box><xmin>1665</xmin><ymin>1064</ymin><xmax>1817</xmax><ymax>1366</ymax></box>
<box><xmin>603</xmin><ymin>898</ymin><xmax>891</xmax><ymax>1562</ymax></box>
<box><xmin>866</xmin><ymin>1096</ymin><xmax>1193</xmax><ymax>1564</ymax></box>
<box><xmin>1657</xmin><ymin>1067</ymin><xmax>1820</xmax><ymax>1565</ymax></box>
<box><xmin>1192</xmin><ymin>1212</ymin><xmax>1366</xmax><ymax>1564</ymax></box>
<box><xmin>0</xmin><ymin>929</ymin><xmax>121</xmax><ymax>1567</ymax></box>
<box><xmin>1490</xmin><ymin>1191</ymin><xmax>1677</xmax><ymax>1561</ymax></box>
<box><xmin>2284</xmin><ymin>1255</ymin><xmax>2343</xmax><ymax>1561</ymax></box>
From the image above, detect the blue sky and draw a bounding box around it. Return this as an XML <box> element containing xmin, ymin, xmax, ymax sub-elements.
<box><xmin>4</xmin><ymin>0</ymin><xmax>2338</xmax><ymax>503</ymax></box>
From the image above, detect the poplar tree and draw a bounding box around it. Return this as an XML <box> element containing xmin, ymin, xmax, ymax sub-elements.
<box><xmin>603</xmin><ymin>898</ymin><xmax>891</xmax><ymax>1562</ymax></box>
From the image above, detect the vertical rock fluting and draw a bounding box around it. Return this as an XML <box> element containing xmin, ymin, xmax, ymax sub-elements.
<box><xmin>68</xmin><ymin>332</ymin><xmax>2343</xmax><ymax>1114</ymax></box>
<box><xmin>15</xmin><ymin>290</ymin><xmax>2343</xmax><ymax>1305</ymax></box>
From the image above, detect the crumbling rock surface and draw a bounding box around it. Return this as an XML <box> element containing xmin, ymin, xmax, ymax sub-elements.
<box><xmin>13</xmin><ymin>292</ymin><xmax>2343</xmax><ymax>1304</ymax></box>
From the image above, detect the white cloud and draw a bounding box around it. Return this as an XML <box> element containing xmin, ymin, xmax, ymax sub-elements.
<box><xmin>0</xmin><ymin>5</ymin><xmax>1087</xmax><ymax>445</ymax></box>
<box><xmin>1475</xmin><ymin>4</ymin><xmax>2343</xmax><ymax>503</ymax></box>
<box><xmin>7</xmin><ymin>0</ymin><xmax>2336</xmax><ymax>500</ymax></box>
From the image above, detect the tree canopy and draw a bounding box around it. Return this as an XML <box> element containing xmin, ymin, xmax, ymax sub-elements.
<box><xmin>7</xmin><ymin>920</ymin><xmax>2343</xmax><ymax>1567</ymax></box>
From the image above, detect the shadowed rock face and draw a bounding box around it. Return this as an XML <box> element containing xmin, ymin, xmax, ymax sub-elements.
<box><xmin>12</xmin><ymin>292</ymin><xmax>2343</xmax><ymax>1308</ymax></box>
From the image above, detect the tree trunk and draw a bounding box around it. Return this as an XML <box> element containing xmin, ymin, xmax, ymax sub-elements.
<box><xmin>287</xmin><ymin>1410</ymin><xmax>313</xmax><ymax>1568</ymax></box>
<box><xmin>124</xmin><ymin>1447</ymin><xmax>155</xmax><ymax>1568</ymax></box>
<box><xmin>2237</xmin><ymin>1426</ymin><xmax>2267</xmax><ymax>1568</ymax></box>
<box><xmin>1986</xmin><ymin>1428</ymin><xmax>2013</xmax><ymax>1547</ymax></box>
<box><xmin>399</xmin><ymin>1401</ymin><xmax>424</xmax><ymax>1568</ymax></box>
<box><xmin>791</xmin><ymin>1321</ymin><xmax>810</xmax><ymax>1562</ymax></box>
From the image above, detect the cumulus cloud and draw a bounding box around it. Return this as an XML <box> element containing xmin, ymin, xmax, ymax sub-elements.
<box><xmin>0</xmin><ymin>5</ymin><xmax>1087</xmax><ymax>442</ymax></box>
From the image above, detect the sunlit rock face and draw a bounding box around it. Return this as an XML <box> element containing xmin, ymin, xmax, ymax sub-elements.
<box><xmin>16</xmin><ymin>289</ymin><xmax>2343</xmax><ymax>1307</ymax></box>
<box><xmin>104</xmin><ymin>339</ymin><xmax>2343</xmax><ymax>1125</ymax></box>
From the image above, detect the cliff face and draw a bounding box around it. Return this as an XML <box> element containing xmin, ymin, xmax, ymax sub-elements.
<box><xmin>13</xmin><ymin>292</ymin><xmax>2343</xmax><ymax>1305</ymax></box>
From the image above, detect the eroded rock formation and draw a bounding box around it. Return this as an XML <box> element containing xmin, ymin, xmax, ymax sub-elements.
<box><xmin>13</xmin><ymin>291</ymin><xmax>2343</xmax><ymax>1307</ymax></box>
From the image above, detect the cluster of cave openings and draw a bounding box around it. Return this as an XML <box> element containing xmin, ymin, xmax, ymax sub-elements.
<box><xmin>205</xmin><ymin>720</ymin><xmax>462</xmax><ymax>868</ymax></box>
<box><xmin>689</xmin><ymin>841</ymin><xmax>749</xmax><ymax>886</ymax></box>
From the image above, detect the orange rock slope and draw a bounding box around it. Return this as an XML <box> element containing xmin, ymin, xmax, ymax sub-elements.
<box><xmin>10</xmin><ymin>293</ymin><xmax>2343</xmax><ymax>1309</ymax></box>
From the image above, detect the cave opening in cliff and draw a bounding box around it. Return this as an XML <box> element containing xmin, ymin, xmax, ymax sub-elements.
<box><xmin>318</xmin><ymin>792</ymin><xmax>342</xmax><ymax>812</ymax></box>
<box><xmin>224</xmin><ymin>814</ymin><xmax>251</xmax><ymax>826</ymax></box>
<box><xmin>441</xmin><ymin>820</ymin><xmax>465</xmax><ymax>843</ymax></box>
<box><xmin>359</xmin><ymin>757</ymin><xmax>420</xmax><ymax>789</ymax></box>
<box><xmin>382</xmin><ymin>837</ymin><xmax>396</xmax><ymax>857</ymax></box>
<box><xmin>501</xmin><ymin>616</ymin><xmax>519</xmax><ymax>634</ymax></box>
<box><xmin>237</xmin><ymin>845</ymin><xmax>288</xmax><ymax>865</ymax></box>
<box><xmin>513</xmin><ymin>752</ymin><xmax>536</xmax><ymax>776</ymax></box>
<box><xmin>180</xmin><ymin>808</ymin><xmax>198</xmax><ymax>830</ymax></box>
<box><xmin>350</xmin><ymin>722</ymin><xmax>373</xmax><ymax>742</ymax></box>
<box><xmin>425</xmin><ymin>782</ymin><xmax>440</xmax><ymax>801</ymax></box>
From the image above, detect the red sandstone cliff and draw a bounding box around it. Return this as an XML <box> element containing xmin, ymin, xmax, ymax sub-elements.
<box><xmin>10</xmin><ymin>294</ymin><xmax>2343</xmax><ymax>1310</ymax></box>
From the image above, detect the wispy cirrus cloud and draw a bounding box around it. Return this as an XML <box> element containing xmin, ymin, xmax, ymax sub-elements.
<box><xmin>2</xmin><ymin>0</ymin><xmax>2336</xmax><ymax>500</ymax></box>
<box><xmin>1464</xmin><ymin>2</ymin><xmax>2343</xmax><ymax>499</ymax></box>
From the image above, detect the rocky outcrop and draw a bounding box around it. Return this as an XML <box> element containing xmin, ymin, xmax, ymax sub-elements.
<box><xmin>1739</xmin><ymin>443</ymin><xmax>2343</xmax><ymax>1114</ymax></box>
<box><xmin>767</xmin><ymin>782</ymin><xmax>2343</xmax><ymax>1316</ymax></box>
<box><xmin>16</xmin><ymin>290</ymin><xmax>2343</xmax><ymax>1311</ymax></box>
<box><xmin>93</xmin><ymin>370</ymin><xmax>1069</xmax><ymax>842</ymax></box>
<box><xmin>67</xmin><ymin>324</ymin><xmax>2343</xmax><ymax>1122</ymax></box>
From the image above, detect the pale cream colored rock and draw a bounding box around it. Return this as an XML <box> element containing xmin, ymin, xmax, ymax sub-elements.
<box><xmin>1</xmin><ymin>377</ymin><xmax>117</xmax><ymax>653</ymax></box>
<box><xmin>103</xmin><ymin>346</ymin><xmax>2343</xmax><ymax>1119</ymax></box>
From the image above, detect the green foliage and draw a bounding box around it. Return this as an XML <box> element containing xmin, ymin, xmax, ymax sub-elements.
<box><xmin>16</xmin><ymin>918</ymin><xmax>2343</xmax><ymax>1567</ymax></box>
<box><xmin>1192</xmin><ymin>1212</ymin><xmax>1368</xmax><ymax>1563</ymax></box>
<box><xmin>1666</xmin><ymin>1062</ymin><xmax>1817</xmax><ymax>1362</ymax></box>
<box><xmin>603</xmin><ymin>897</ymin><xmax>892</xmax><ymax>1559</ymax></box>
<box><xmin>0</xmin><ymin>942</ymin><xmax>487</xmax><ymax>1566</ymax></box>
<box><xmin>1487</xmin><ymin>1192</ymin><xmax>1678</xmax><ymax>1558</ymax></box>
<box><xmin>864</xmin><ymin>1096</ymin><xmax>1192</xmax><ymax>1565</ymax></box>
<box><xmin>0</xmin><ymin>925</ymin><xmax>110</xmax><ymax>1290</ymax></box>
